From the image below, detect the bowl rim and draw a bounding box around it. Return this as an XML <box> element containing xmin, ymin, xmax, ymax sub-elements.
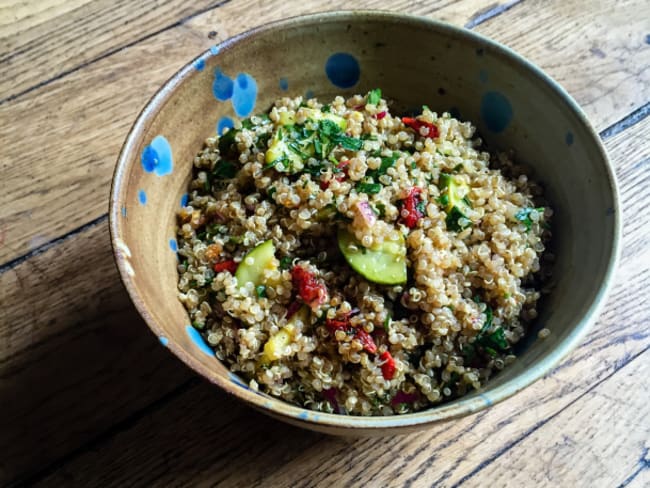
<box><xmin>109</xmin><ymin>9</ymin><xmax>622</xmax><ymax>431</ymax></box>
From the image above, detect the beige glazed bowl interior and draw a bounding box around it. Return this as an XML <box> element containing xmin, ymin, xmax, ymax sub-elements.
<box><xmin>109</xmin><ymin>11</ymin><xmax>620</xmax><ymax>435</ymax></box>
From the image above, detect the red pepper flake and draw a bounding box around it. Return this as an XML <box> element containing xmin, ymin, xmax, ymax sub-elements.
<box><xmin>380</xmin><ymin>351</ymin><xmax>396</xmax><ymax>380</ymax></box>
<box><xmin>213</xmin><ymin>259</ymin><xmax>237</xmax><ymax>274</ymax></box>
<box><xmin>291</xmin><ymin>265</ymin><xmax>328</xmax><ymax>308</ymax></box>
<box><xmin>375</xmin><ymin>111</ymin><xmax>387</xmax><ymax>120</ymax></box>
<box><xmin>400</xmin><ymin>187</ymin><xmax>424</xmax><ymax>228</ymax></box>
<box><xmin>401</xmin><ymin>116</ymin><xmax>439</xmax><ymax>139</ymax></box>
<box><xmin>353</xmin><ymin>104</ymin><xmax>365</xmax><ymax>111</ymax></box>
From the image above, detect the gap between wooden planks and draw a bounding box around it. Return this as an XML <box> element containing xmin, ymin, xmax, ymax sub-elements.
<box><xmin>2</xmin><ymin>114</ymin><xmax>649</xmax><ymax>486</ymax></box>
<box><xmin>1</xmin><ymin>0</ymin><xmax>649</xmax><ymax>265</ymax></box>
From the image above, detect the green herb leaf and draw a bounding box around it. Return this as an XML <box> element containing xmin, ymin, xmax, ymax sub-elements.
<box><xmin>319</xmin><ymin>119</ymin><xmax>341</xmax><ymax>137</ymax></box>
<box><xmin>268</xmin><ymin>186</ymin><xmax>277</xmax><ymax>198</ymax></box>
<box><xmin>217</xmin><ymin>128</ymin><xmax>239</xmax><ymax>157</ymax></box>
<box><xmin>445</xmin><ymin>206</ymin><xmax>470</xmax><ymax>232</ymax></box>
<box><xmin>279</xmin><ymin>256</ymin><xmax>293</xmax><ymax>270</ymax></box>
<box><xmin>212</xmin><ymin>160</ymin><xmax>238</xmax><ymax>179</ymax></box>
<box><xmin>368</xmin><ymin>88</ymin><xmax>382</xmax><ymax>105</ymax></box>
<box><xmin>437</xmin><ymin>193</ymin><xmax>450</xmax><ymax>207</ymax></box>
<box><xmin>383</xmin><ymin>315</ymin><xmax>391</xmax><ymax>332</ymax></box>
<box><xmin>376</xmin><ymin>202</ymin><xmax>386</xmax><ymax>218</ymax></box>
<box><xmin>256</xmin><ymin>285</ymin><xmax>267</xmax><ymax>298</ymax></box>
<box><xmin>356</xmin><ymin>182</ymin><xmax>382</xmax><ymax>194</ymax></box>
<box><xmin>321</xmin><ymin>104</ymin><xmax>331</xmax><ymax>113</ymax></box>
<box><xmin>333</xmin><ymin>134</ymin><xmax>363</xmax><ymax>151</ymax></box>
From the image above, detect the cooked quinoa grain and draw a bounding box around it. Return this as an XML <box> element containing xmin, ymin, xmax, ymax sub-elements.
<box><xmin>176</xmin><ymin>89</ymin><xmax>552</xmax><ymax>416</ymax></box>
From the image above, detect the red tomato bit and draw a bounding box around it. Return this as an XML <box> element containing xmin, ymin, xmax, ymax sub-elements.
<box><xmin>401</xmin><ymin>116</ymin><xmax>439</xmax><ymax>139</ymax></box>
<box><xmin>380</xmin><ymin>351</ymin><xmax>396</xmax><ymax>380</ymax></box>
<box><xmin>375</xmin><ymin>111</ymin><xmax>387</xmax><ymax>120</ymax></box>
<box><xmin>291</xmin><ymin>265</ymin><xmax>328</xmax><ymax>308</ymax></box>
<box><xmin>400</xmin><ymin>187</ymin><xmax>424</xmax><ymax>228</ymax></box>
<box><xmin>213</xmin><ymin>259</ymin><xmax>238</xmax><ymax>274</ymax></box>
<box><xmin>326</xmin><ymin>317</ymin><xmax>377</xmax><ymax>354</ymax></box>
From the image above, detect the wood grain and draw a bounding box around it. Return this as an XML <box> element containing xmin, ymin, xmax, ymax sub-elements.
<box><xmin>2</xmin><ymin>0</ymin><xmax>648</xmax><ymax>266</ymax></box>
<box><xmin>0</xmin><ymin>0</ymin><xmax>504</xmax><ymax>266</ymax></box>
<box><xmin>0</xmin><ymin>222</ymin><xmax>194</xmax><ymax>484</ymax></box>
<box><xmin>477</xmin><ymin>0</ymin><xmax>650</xmax><ymax>131</ymax></box>
<box><xmin>474</xmin><ymin>350</ymin><xmax>650</xmax><ymax>487</ymax></box>
<box><xmin>0</xmin><ymin>0</ymin><xmax>221</xmax><ymax>101</ymax></box>
<box><xmin>3</xmin><ymin>116</ymin><xmax>647</xmax><ymax>486</ymax></box>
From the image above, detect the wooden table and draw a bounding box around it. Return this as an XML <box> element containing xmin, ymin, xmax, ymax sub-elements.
<box><xmin>1</xmin><ymin>1</ymin><xmax>649</xmax><ymax>486</ymax></box>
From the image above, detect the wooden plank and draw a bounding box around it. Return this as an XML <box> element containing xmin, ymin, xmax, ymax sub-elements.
<box><xmin>0</xmin><ymin>0</ymin><xmax>91</xmax><ymax>38</ymax></box>
<box><xmin>476</xmin><ymin>0</ymin><xmax>650</xmax><ymax>131</ymax></box>
<box><xmin>471</xmin><ymin>350</ymin><xmax>650</xmax><ymax>487</ymax></box>
<box><xmin>0</xmin><ymin>0</ymin><xmax>221</xmax><ymax>101</ymax></box>
<box><xmin>0</xmin><ymin>0</ymin><xmax>504</xmax><ymax>266</ymax></box>
<box><xmin>0</xmin><ymin>221</ymin><xmax>194</xmax><ymax>485</ymax></box>
<box><xmin>22</xmin><ymin>116</ymin><xmax>650</xmax><ymax>486</ymax></box>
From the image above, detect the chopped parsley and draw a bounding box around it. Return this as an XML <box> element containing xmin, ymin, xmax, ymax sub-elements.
<box><xmin>279</xmin><ymin>256</ymin><xmax>293</xmax><ymax>270</ymax></box>
<box><xmin>256</xmin><ymin>285</ymin><xmax>267</xmax><ymax>298</ymax></box>
<box><xmin>356</xmin><ymin>181</ymin><xmax>382</xmax><ymax>194</ymax></box>
<box><xmin>367</xmin><ymin>88</ymin><xmax>382</xmax><ymax>105</ymax></box>
<box><xmin>212</xmin><ymin>160</ymin><xmax>238</xmax><ymax>179</ymax></box>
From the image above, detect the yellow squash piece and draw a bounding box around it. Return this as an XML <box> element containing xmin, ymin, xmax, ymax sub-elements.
<box><xmin>260</xmin><ymin>306</ymin><xmax>310</xmax><ymax>364</ymax></box>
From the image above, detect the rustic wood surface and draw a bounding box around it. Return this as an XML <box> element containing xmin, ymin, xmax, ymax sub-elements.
<box><xmin>0</xmin><ymin>0</ymin><xmax>648</xmax><ymax>486</ymax></box>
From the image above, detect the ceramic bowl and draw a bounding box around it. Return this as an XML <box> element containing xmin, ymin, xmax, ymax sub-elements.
<box><xmin>109</xmin><ymin>11</ymin><xmax>620</xmax><ymax>435</ymax></box>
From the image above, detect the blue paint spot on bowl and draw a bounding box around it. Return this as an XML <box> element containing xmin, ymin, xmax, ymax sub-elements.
<box><xmin>479</xmin><ymin>69</ymin><xmax>488</xmax><ymax>84</ymax></box>
<box><xmin>185</xmin><ymin>325</ymin><xmax>214</xmax><ymax>357</ymax></box>
<box><xmin>138</xmin><ymin>189</ymin><xmax>147</xmax><ymax>205</ymax></box>
<box><xmin>606</xmin><ymin>206</ymin><xmax>615</xmax><ymax>216</ymax></box>
<box><xmin>217</xmin><ymin>116</ymin><xmax>234</xmax><ymax>135</ymax></box>
<box><xmin>480</xmin><ymin>393</ymin><xmax>493</xmax><ymax>406</ymax></box>
<box><xmin>210</xmin><ymin>45</ymin><xmax>220</xmax><ymax>55</ymax></box>
<box><xmin>213</xmin><ymin>68</ymin><xmax>234</xmax><ymax>101</ymax></box>
<box><xmin>141</xmin><ymin>135</ymin><xmax>173</xmax><ymax>176</ymax></box>
<box><xmin>229</xmin><ymin>372</ymin><xmax>249</xmax><ymax>389</ymax></box>
<box><xmin>121</xmin><ymin>205</ymin><xmax>127</xmax><ymax>217</ymax></box>
<box><xmin>231</xmin><ymin>73</ymin><xmax>258</xmax><ymax>117</ymax></box>
<box><xmin>325</xmin><ymin>52</ymin><xmax>360</xmax><ymax>88</ymax></box>
<box><xmin>279</xmin><ymin>77</ymin><xmax>289</xmax><ymax>91</ymax></box>
<box><xmin>180</xmin><ymin>193</ymin><xmax>188</xmax><ymax>207</ymax></box>
<box><xmin>297</xmin><ymin>411</ymin><xmax>309</xmax><ymax>420</ymax></box>
<box><xmin>476</xmin><ymin>47</ymin><xmax>485</xmax><ymax>57</ymax></box>
<box><xmin>305</xmin><ymin>89</ymin><xmax>314</xmax><ymax>100</ymax></box>
<box><xmin>194</xmin><ymin>58</ymin><xmax>206</xmax><ymax>71</ymax></box>
<box><xmin>159</xmin><ymin>336</ymin><xmax>169</xmax><ymax>346</ymax></box>
<box><xmin>169</xmin><ymin>238</ymin><xmax>178</xmax><ymax>252</ymax></box>
<box><xmin>480</xmin><ymin>91</ymin><xmax>513</xmax><ymax>133</ymax></box>
<box><xmin>565</xmin><ymin>131</ymin><xmax>574</xmax><ymax>146</ymax></box>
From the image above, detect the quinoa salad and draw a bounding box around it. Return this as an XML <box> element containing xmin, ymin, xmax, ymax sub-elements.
<box><xmin>176</xmin><ymin>89</ymin><xmax>552</xmax><ymax>416</ymax></box>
